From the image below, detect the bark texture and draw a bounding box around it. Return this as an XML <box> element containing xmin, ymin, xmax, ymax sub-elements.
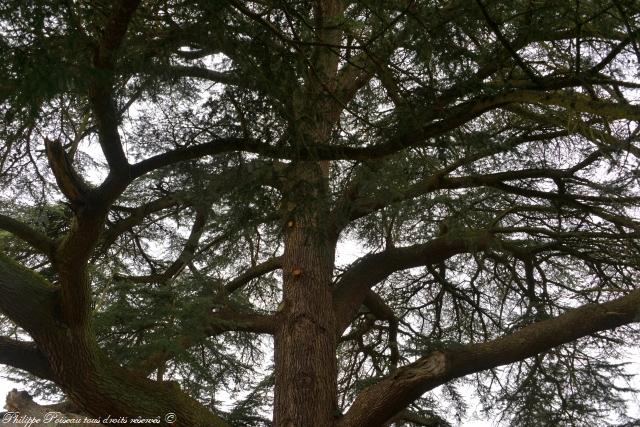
<box><xmin>274</xmin><ymin>162</ymin><xmax>338</xmax><ymax>427</ymax></box>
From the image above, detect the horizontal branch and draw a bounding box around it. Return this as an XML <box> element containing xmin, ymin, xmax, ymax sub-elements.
<box><xmin>162</xmin><ymin>65</ymin><xmax>246</xmax><ymax>87</ymax></box>
<box><xmin>344</xmin><ymin>165</ymin><xmax>575</xmax><ymax>224</ymax></box>
<box><xmin>510</xmin><ymin>90</ymin><xmax>640</xmax><ymax>121</ymax></box>
<box><xmin>130</xmin><ymin>138</ymin><xmax>267</xmax><ymax>178</ymax></box>
<box><xmin>339</xmin><ymin>288</ymin><xmax>640</xmax><ymax>427</ymax></box>
<box><xmin>135</xmin><ymin>309</ymin><xmax>277</xmax><ymax>376</ymax></box>
<box><xmin>224</xmin><ymin>256</ymin><xmax>283</xmax><ymax>295</ymax></box>
<box><xmin>205</xmin><ymin>309</ymin><xmax>278</xmax><ymax>336</ymax></box>
<box><xmin>0</xmin><ymin>336</ymin><xmax>54</xmax><ymax>381</ymax></box>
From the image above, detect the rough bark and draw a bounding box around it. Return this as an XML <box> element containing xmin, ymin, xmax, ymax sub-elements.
<box><xmin>0</xmin><ymin>253</ymin><xmax>229</xmax><ymax>427</ymax></box>
<box><xmin>337</xmin><ymin>288</ymin><xmax>640</xmax><ymax>427</ymax></box>
<box><xmin>273</xmin><ymin>162</ymin><xmax>338</xmax><ymax>427</ymax></box>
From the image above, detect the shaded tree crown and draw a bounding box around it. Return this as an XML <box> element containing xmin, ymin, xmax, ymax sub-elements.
<box><xmin>0</xmin><ymin>1</ymin><xmax>639</xmax><ymax>426</ymax></box>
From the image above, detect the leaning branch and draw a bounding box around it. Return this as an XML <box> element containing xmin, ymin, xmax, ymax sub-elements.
<box><xmin>119</xmin><ymin>207</ymin><xmax>208</xmax><ymax>283</ymax></box>
<box><xmin>224</xmin><ymin>256</ymin><xmax>283</xmax><ymax>295</ymax></box>
<box><xmin>338</xmin><ymin>288</ymin><xmax>640</xmax><ymax>427</ymax></box>
<box><xmin>0</xmin><ymin>214</ymin><xmax>55</xmax><ymax>255</ymax></box>
<box><xmin>99</xmin><ymin>192</ymin><xmax>190</xmax><ymax>252</ymax></box>
<box><xmin>333</xmin><ymin>231</ymin><xmax>495</xmax><ymax>335</ymax></box>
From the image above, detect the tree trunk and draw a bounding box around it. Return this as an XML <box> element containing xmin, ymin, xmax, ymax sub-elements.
<box><xmin>273</xmin><ymin>162</ymin><xmax>338</xmax><ymax>427</ymax></box>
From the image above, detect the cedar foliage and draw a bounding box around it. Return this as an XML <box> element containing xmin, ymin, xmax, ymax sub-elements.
<box><xmin>0</xmin><ymin>1</ymin><xmax>639</xmax><ymax>426</ymax></box>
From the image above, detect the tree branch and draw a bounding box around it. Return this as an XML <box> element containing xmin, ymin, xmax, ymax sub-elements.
<box><xmin>0</xmin><ymin>252</ymin><xmax>230</xmax><ymax>427</ymax></box>
<box><xmin>100</xmin><ymin>192</ymin><xmax>190</xmax><ymax>252</ymax></box>
<box><xmin>88</xmin><ymin>0</ymin><xmax>141</xmax><ymax>177</ymax></box>
<box><xmin>161</xmin><ymin>65</ymin><xmax>246</xmax><ymax>87</ymax></box>
<box><xmin>475</xmin><ymin>0</ymin><xmax>540</xmax><ymax>83</ymax></box>
<box><xmin>44</xmin><ymin>138</ymin><xmax>92</xmax><ymax>207</ymax></box>
<box><xmin>135</xmin><ymin>309</ymin><xmax>278</xmax><ymax>377</ymax></box>
<box><xmin>0</xmin><ymin>214</ymin><xmax>55</xmax><ymax>255</ymax></box>
<box><xmin>118</xmin><ymin>207</ymin><xmax>208</xmax><ymax>283</ymax></box>
<box><xmin>0</xmin><ymin>337</ymin><xmax>54</xmax><ymax>381</ymax></box>
<box><xmin>0</xmin><ymin>253</ymin><xmax>59</xmax><ymax>338</ymax></box>
<box><xmin>363</xmin><ymin>290</ymin><xmax>400</xmax><ymax>370</ymax></box>
<box><xmin>224</xmin><ymin>256</ymin><xmax>283</xmax><ymax>295</ymax></box>
<box><xmin>333</xmin><ymin>231</ymin><xmax>495</xmax><ymax>335</ymax></box>
<box><xmin>509</xmin><ymin>90</ymin><xmax>640</xmax><ymax>120</ymax></box>
<box><xmin>338</xmin><ymin>289</ymin><xmax>640</xmax><ymax>427</ymax></box>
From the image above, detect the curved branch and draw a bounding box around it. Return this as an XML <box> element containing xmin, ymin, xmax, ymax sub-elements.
<box><xmin>88</xmin><ymin>0</ymin><xmax>142</xmax><ymax>178</ymax></box>
<box><xmin>362</xmin><ymin>290</ymin><xmax>400</xmax><ymax>369</ymax></box>
<box><xmin>338</xmin><ymin>288</ymin><xmax>640</xmax><ymax>427</ymax></box>
<box><xmin>333</xmin><ymin>231</ymin><xmax>495</xmax><ymax>335</ymax></box>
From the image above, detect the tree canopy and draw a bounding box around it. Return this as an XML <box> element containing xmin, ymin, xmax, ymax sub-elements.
<box><xmin>0</xmin><ymin>0</ymin><xmax>639</xmax><ymax>426</ymax></box>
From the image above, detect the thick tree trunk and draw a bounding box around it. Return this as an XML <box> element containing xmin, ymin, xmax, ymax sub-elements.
<box><xmin>273</xmin><ymin>162</ymin><xmax>338</xmax><ymax>427</ymax></box>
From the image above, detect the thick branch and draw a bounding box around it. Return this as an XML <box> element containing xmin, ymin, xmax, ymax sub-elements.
<box><xmin>0</xmin><ymin>214</ymin><xmax>55</xmax><ymax>255</ymax></box>
<box><xmin>88</xmin><ymin>0</ymin><xmax>141</xmax><ymax>176</ymax></box>
<box><xmin>135</xmin><ymin>309</ymin><xmax>277</xmax><ymax>376</ymax></box>
<box><xmin>0</xmin><ymin>253</ymin><xmax>59</xmax><ymax>337</ymax></box>
<box><xmin>130</xmin><ymin>138</ymin><xmax>266</xmax><ymax>178</ymax></box>
<box><xmin>0</xmin><ymin>337</ymin><xmax>54</xmax><ymax>381</ymax></box>
<box><xmin>338</xmin><ymin>289</ymin><xmax>640</xmax><ymax>427</ymax></box>
<box><xmin>205</xmin><ymin>309</ymin><xmax>278</xmax><ymax>336</ymax></box>
<box><xmin>94</xmin><ymin>0</ymin><xmax>142</xmax><ymax>68</ymax></box>
<box><xmin>0</xmin><ymin>252</ymin><xmax>229</xmax><ymax>427</ymax></box>
<box><xmin>333</xmin><ymin>231</ymin><xmax>495</xmax><ymax>335</ymax></box>
<box><xmin>126</xmin><ymin>85</ymin><xmax>638</xmax><ymax>176</ymax></box>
